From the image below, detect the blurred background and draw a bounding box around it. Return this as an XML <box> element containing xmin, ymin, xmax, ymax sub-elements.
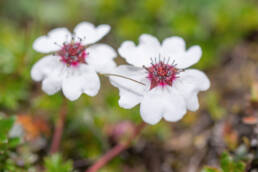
<box><xmin>0</xmin><ymin>0</ymin><xmax>258</xmax><ymax>171</ymax></box>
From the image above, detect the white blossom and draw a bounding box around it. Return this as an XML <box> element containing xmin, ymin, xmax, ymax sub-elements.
<box><xmin>110</xmin><ymin>34</ymin><xmax>210</xmax><ymax>125</ymax></box>
<box><xmin>31</xmin><ymin>22</ymin><xmax>117</xmax><ymax>101</ymax></box>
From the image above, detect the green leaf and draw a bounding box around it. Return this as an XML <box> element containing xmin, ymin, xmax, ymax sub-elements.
<box><xmin>220</xmin><ymin>152</ymin><xmax>232</xmax><ymax>172</ymax></box>
<box><xmin>0</xmin><ymin>117</ymin><xmax>15</xmax><ymax>142</ymax></box>
<box><xmin>8</xmin><ymin>138</ymin><xmax>20</xmax><ymax>148</ymax></box>
<box><xmin>202</xmin><ymin>167</ymin><xmax>221</xmax><ymax>172</ymax></box>
<box><xmin>220</xmin><ymin>152</ymin><xmax>246</xmax><ymax>172</ymax></box>
<box><xmin>202</xmin><ymin>152</ymin><xmax>246</xmax><ymax>172</ymax></box>
<box><xmin>232</xmin><ymin>161</ymin><xmax>245</xmax><ymax>172</ymax></box>
<box><xmin>44</xmin><ymin>154</ymin><xmax>73</xmax><ymax>172</ymax></box>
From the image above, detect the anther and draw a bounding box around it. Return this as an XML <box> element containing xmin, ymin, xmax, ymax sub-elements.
<box><xmin>144</xmin><ymin>57</ymin><xmax>181</xmax><ymax>89</ymax></box>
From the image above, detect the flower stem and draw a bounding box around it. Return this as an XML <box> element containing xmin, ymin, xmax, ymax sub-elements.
<box><xmin>101</xmin><ymin>73</ymin><xmax>146</xmax><ymax>86</ymax></box>
<box><xmin>49</xmin><ymin>100</ymin><xmax>67</xmax><ymax>154</ymax></box>
<box><xmin>85</xmin><ymin>122</ymin><xmax>146</xmax><ymax>172</ymax></box>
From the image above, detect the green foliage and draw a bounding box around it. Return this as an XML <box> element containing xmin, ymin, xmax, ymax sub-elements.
<box><xmin>220</xmin><ymin>152</ymin><xmax>245</xmax><ymax>172</ymax></box>
<box><xmin>0</xmin><ymin>0</ymin><xmax>257</xmax><ymax>110</ymax></box>
<box><xmin>0</xmin><ymin>0</ymin><xmax>257</xmax><ymax>171</ymax></box>
<box><xmin>0</xmin><ymin>116</ymin><xmax>21</xmax><ymax>172</ymax></box>
<box><xmin>0</xmin><ymin>21</ymin><xmax>33</xmax><ymax>110</ymax></box>
<box><xmin>202</xmin><ymin>167</ymin><xmax>220</xmax><ymax>172</ymax></box>
<box><xmin>0</xmin><ymin>117</ymin><xmax>15</xmax><ymax>141</ymax></box>
<box><xmin>202</xmin><ymin>152</ymin><xmax>246</xmax><ymax>172</ymax></box>
<box><xmin>206</xmin><ymin>91</ymin><xmax>226</xmax><ymax>120</ymax></box>
<box><xmin>44</xmin><ymin>154</ymin><xmax>73</xmax><ymax>172</ymax></box>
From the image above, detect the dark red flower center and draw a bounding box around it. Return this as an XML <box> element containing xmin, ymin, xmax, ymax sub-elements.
<box><xmin>58</xmin><ymin>42</ymin><xmax>87</xmax><ymax>66</ymax></box>
<box><xmin>144</xmin><ymin>60</ymin><xmax>180</xmax><ymax>90</ymax></box>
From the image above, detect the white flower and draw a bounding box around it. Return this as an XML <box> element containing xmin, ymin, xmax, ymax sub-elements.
<box><xmin>109</xmin><ymin>34</ymin><xmax>210</xmax><ymax>125</ymax></box>
<box><xmin>31</xmin><ymin>22</ymin><xmax>117</xmax><ymax>101</ymax></box>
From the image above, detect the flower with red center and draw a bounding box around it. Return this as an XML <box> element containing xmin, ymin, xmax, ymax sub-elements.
<box><xmin>144</xmin><ymin>60</ymin><xmax>180</xmax><ymax>89</ymax></box>
<box><xmin>109</xmin><ymin>34</ymin><xmax>210</xmax><ymax>125</ymax></box>
<box><xmin>31</xmin><ymin>22</ymin><xmax>117</xmax><ymax>101</ymax></box>
<box><xmin>58</xmin><ymin>42</ymin><xmax>87</xmax><ymax>66</ymax></box>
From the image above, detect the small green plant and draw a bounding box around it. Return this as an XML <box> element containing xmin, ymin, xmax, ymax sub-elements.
<box><xmin>44</xmin><ymin>154</ymin><xmax>73</xmax><ymax>172</ymax></box>
<box><xmin>0</xmin><ymin>116</ymin><xmax>21</xmax><ymax>171</ymax></box>
<box><xmin>202</xmin><ymin>152</ymin><xmax>246</xmax><ymax>172</ymax></box>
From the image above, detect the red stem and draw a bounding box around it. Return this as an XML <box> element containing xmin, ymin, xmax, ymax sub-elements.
<box><xmin>49</xmin><ymin>101</ymin><xmax>67</xmax><ymax>154</ymax></box>
<box><xmin>85</xmin><ymin>122</ymin><xmax>146</xmax><ymax>172</ymax></box>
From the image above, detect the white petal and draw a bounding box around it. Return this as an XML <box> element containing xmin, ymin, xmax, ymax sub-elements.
<box><xmin>86</xmin><ymin>44</ymin><xmax>117</xmax><ymax>73</ymax></box>
<box><xmin>162</xmin><ymin>36</ymin><xmax>186</xmax><ymax>54</ymax></box>
<box><xmin>74</xmin><ymin>22</ymin><xmax>110</xmax><ymax>45</ymax></box>
<box><xmin>140</xmin><ymin>92</ymin><xmax>163</xmax><ymax>125</ymax></box>
<box><xmin>176</xmin><ymin>46</ymin><xmax>202</xmax><ymax>69</ymax></box>
<box><xmin>81</xmin><ymin>67</ymin><xmax>100</xmax><ymax>97</ymax></box>
<box><xmin>174</xmin><ymin>69</ymin><xmax>210</xmax><ymax>111</ymax></box>
<box><xmin>41</xmin><ymin>61</ymin><xmax>65</xmax><ymax>95</ymax></box>
<box><xmin>118</xmin><ymin>34</ymin><xmax>160</xmax><ymax>67</ymax></box>
<box><xmin>42</xmin><ymin>75</ymin><xmax>62</xmax><ymax>95</ymax></box>
<box><xmin>163</xmin><ymin>87</ymin><xmax>187</xmax><ymax>122</ymax></box>
<box><xmin>33</xmin><ymin>28</ymin><xmax>72</xmax><ymax>53</ymax></box>
<box><xmin>161</xmin><ymin>36</ymin><xmax>202</xmax><ymax>69</ymax></box>
<box><xmin>186</xmin><ymin>92</ymin><xmax>199</xmax><ymax>111</ymax></box>
<box><xmin>109</xmin><ymin>65</ymin><xmax>147</xmax><ymax>109</ymax></box>
<box><xmin>140</xmin><ymin>87</ymin><xmax>186</xmax><ymax>125</ymax></box>
<box><xmin>62</xmin><ymin>65</ymin><xmax>100</xmax><ymax>101</ymax></box>
<box><xmin>31</xmin><ymin>55</ymin><xmax>61</xmax><ymax>82</ymax></box>
<box><xmin>62</xmin><ymin>77</ymin><xmax>83</xmax><ymax>101</ymax></box>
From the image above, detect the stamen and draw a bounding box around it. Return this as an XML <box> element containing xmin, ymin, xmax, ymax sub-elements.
<box><xmin>166</xmin><ymin>57</ymin><xmax>170</xmax><ymax>64</ymax></box>
<box><xmin>54</xmin><ymin>42</ymin><xmax>62</xmax><ymax>48</ymax></box>
<box><xmin>144</xmin><ymin>57</ymin><xmax>180</xmax><ymax>89</ymax></box>
<box><xmin>57</xmin><ymin>41</ymin><xmax>87</xmax><ymax>67</ymax></box>
<box><xmin>143</xmin><ymin>65</ymin><xmax>149</xmax><ymax>71</ymax></box>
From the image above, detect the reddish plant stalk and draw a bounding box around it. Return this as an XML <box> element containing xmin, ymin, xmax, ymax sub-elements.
<box><xmin>49</xmin><ymin>101</ymin><xmax>67</xmax><ymax>154</ymax></box>
<box><xmin>85</xmin><ymin>122</ymin><xmax>146</xmax><ymax>172</ymax></box>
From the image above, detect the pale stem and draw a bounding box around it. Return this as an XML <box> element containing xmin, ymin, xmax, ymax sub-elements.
<box><xmin>101</xmin><ymin>73</ymin><xmax>146</xmax><ymax>86</ymax></box>
<box><xmin>49</xmin><ymin>100</ymin><xmax>67</xmax><ymax>154</ymax></box>
<box><xmin>85</xmin><ymin>122</ymin><xmax>146</xmax><ymax>172</ymax></box>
